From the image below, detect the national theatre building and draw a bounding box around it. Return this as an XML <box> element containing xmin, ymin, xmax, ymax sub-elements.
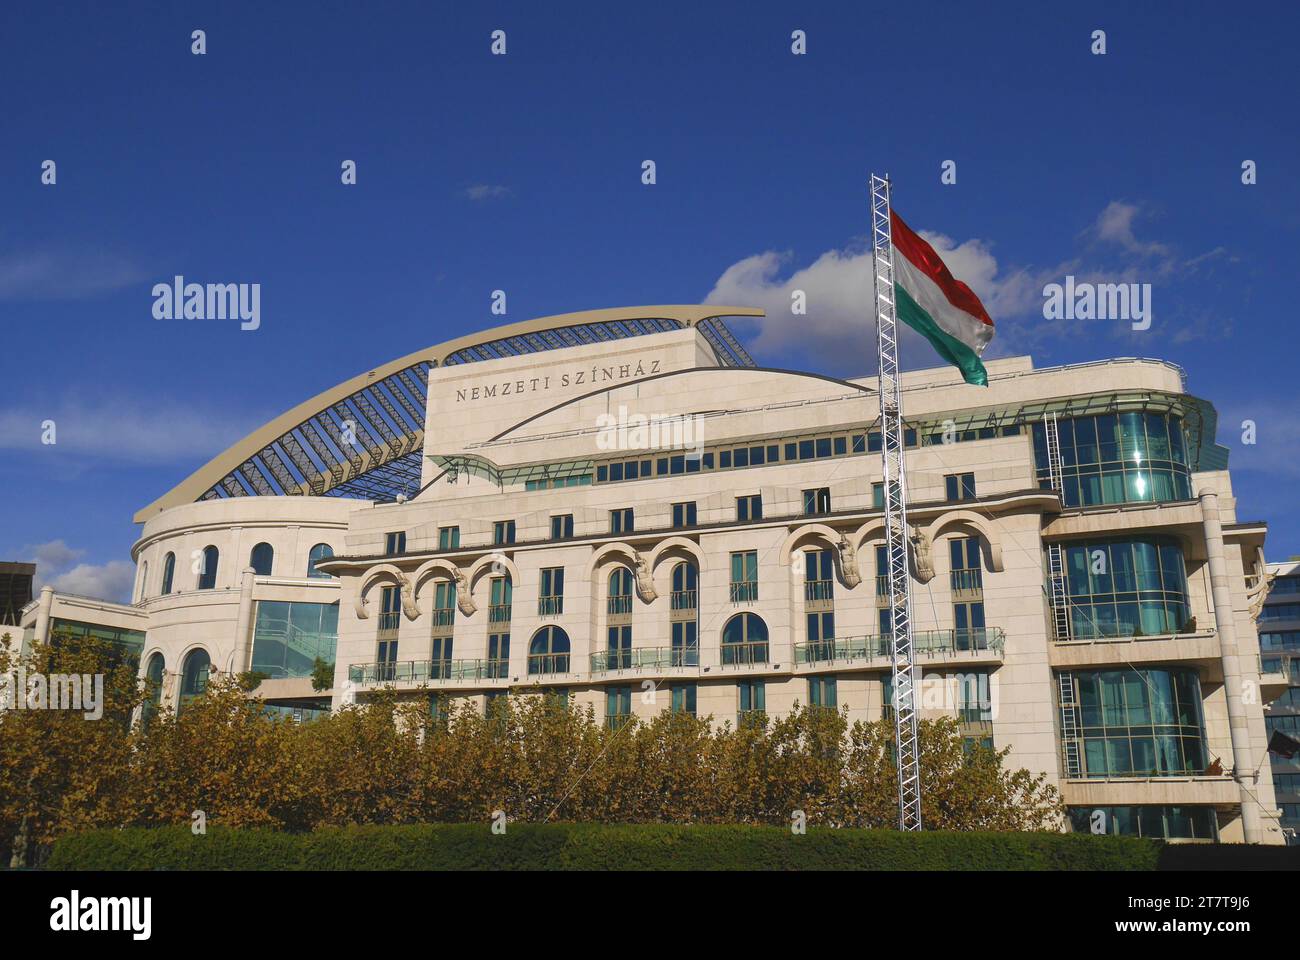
<box><xmin>14</xmin><ymin>305</ymin><xmax>1286</xmax><ymax>843</ymax></box>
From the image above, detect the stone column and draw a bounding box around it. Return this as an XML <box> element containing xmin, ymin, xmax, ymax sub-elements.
<box><xmin>231</xmin><ymin>567</ymin><xmax>257</xmax><ymax>675</ymax></box>
<box><xmin>32</xmin><ymin>585</ymin><xmax>55</xmax><ymax>650</ymax></box>
<box><xmin>1200</xmin><ymin>489</ymin><xmax>1262</xmax><ymax>843</ymax></box>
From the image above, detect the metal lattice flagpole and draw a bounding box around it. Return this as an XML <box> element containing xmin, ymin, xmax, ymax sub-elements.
<box><xmin>869</xmin><ymin>173</ymin><xmax>922</xmax><ymax>831</ymax></box>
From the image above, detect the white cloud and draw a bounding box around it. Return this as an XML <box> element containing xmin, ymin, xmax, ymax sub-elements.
<box><xmin>0</xmin><ymin>397</ymin><xmax>253</xmax><ymax>463</ymax></box>
<box><xmin>0</xmin><ymin>249</ymin><xmax>148</xmax><ymax>301</ymax></box>
<box><xmin>47</xmin><ymin>561</ymin><xmax>135</xmax><ymax>603</ymax></box>
<box><xmin>1091</xmin><ymin>201</ymin><xmax>1171</xmax><ymax>258</ymax></box>
<box><xmin>23</xmin><ymin>539</ymin><xmax>134</xmax><ymax>603</ymax></box>
<box><xmin>463</xmin><ymin>184</ymin><xmax>512</xmax><ymax>201</ymax></box>
<box><xmin>702</xmin><ymin>233</ymin><xmax>1046</xmax><ymax>372</ymax></box>
<box><xmin>705</xmin><ymin>199</ymin><xmax>1236</xmax><ymax>369</ymax></box>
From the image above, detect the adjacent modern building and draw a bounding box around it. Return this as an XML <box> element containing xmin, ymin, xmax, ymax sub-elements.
<box><xmin>16</xmin><ymin>304</ymin><xmax>1288</xmax><ymax>842</ymax></box>
<box><xmin>1259</xmin><ymin>558</ymin><xmax>1300</xmax><ymax>842</ymax></box>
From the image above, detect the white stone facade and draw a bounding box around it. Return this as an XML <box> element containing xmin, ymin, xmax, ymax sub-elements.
<box><xmin>16</xmin><ymin>309</ymin><xmax>1286</xmax><ymax>843</ymax></box>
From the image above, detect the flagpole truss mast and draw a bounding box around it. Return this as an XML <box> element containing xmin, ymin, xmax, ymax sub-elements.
<box><xmin>870</xmin><ymin>173</ymin><xmax>923</xmax><ymax>832</ymax></box>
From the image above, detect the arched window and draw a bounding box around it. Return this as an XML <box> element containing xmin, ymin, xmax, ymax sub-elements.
<box><xmin>608</xmin><ymin>566</ymin><xmax>633</xmax><ymax>616</ymax></box>
<box><xmin>198</xmin><ymin>546</ymin><xmax>219</xmax><ymax>590</ymax></box>
<box><xmin>161</xmin><ymin>552</ymin><xmax>176</xmax><ymax>594</ymax></box>
<box><xmin>179</xmin><ymin>648</ymin><xmax>211</xmax><ymax>713</ymax></box>
<box><xmin>250</xmin><ymin>542</ymin><xmax>274</xmax><ymax>576</ymax></box>
<box><xmin>308</xmin><ymin>543</ymin><xmax>335</xmax><ymax>579</ymax></box>
<box><xmin>143</xmin><ymin>652</ymin><xmax>165</xmax><ymax>723</ymax></box>
<box><xmin>528</xmin><ymin>626</ymin><xmax>570</xmax><ymax>675</ymax></box>
<box><xmin>722</xmin><ymin>613</ymin><xmax>769</xmax><ymax>665</ymax></box>
<box><xmin>671</xmin><ymin>562</ymin><xmax>698</xmax><ymax>610</ymax></box>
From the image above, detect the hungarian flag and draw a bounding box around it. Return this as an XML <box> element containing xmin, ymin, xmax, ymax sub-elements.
<box><xmin>891</xmin><ymin>209</ymin><xmax>995</xmax><ymax>386</ymax></box>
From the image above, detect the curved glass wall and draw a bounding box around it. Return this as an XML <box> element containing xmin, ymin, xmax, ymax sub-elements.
<box><xmin>1033</xmin><ymin>412</ymin><xmax>1192</xmax><ymax>508</ymax></box>
<box><xmin>250</xmin><ymin>601</ymin><xmax>339</xmax><ymax>679</ymax></box>
<box><xmin>1070</xmin><ymin>668</ymin><xmax>1206</xmax><ymax>778</ymax></box>
<box><xmin>1063</xmin><ymin>536</ymin><xmax>1191</xmax><ymax>639</ymax></box>
<box><xmin>1067</xmin><ymin>805</ymin><xmax>1217</xmax><ymax>840</ymax></box>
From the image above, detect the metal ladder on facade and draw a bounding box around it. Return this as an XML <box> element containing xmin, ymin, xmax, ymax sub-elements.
<box><xmin>1047</xmin><ymin>542</ymin><xmax>1072</xmax><ymax>643</ymax></box>
<box><xmin>1057</xmin><ymin>672</ymin><xmax>1083</xmax><ymax>778</ymax></box>
<box><xmin>1042</xmin><ymin>413</ymin><xmax>1072</xmax><ymax>643</ymax></box>
<box><xmin>1043</xmin><ymin>411</ymin><xmax>1064</xmax><ymax>493</ymax></box>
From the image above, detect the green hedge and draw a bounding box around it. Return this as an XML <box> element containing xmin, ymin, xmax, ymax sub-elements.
<box><xmin>47</xmin><ymin>823</ymin><xmax>1162</xmax><ymax>871</ymax></box>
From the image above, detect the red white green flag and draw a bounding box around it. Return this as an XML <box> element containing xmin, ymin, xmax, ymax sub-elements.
<box><xmin>891</xmin><ymin>209</ymin><xmax>995</xmax><ymax>386</ymax></box>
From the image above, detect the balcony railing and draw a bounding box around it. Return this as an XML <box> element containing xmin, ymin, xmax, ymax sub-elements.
<box><xmin>607</xmin><ymin>594</ymin><xmax>633</xmax><ymax>616</ymax></box>
<box><xmin>949</xmin><ymin>569</ymin><xmax>983</xmax><ymax>594</ymax></box>
<box><xmin>670</xmin><ymin>590</ymin><xmax>697</xmax><ymax>612</ymax></box>
<box><xmin>729</xmin><ymin>581</ymin><xmax>758</xmax><ymax>603</ymax></box>
<box><xmin>488</xmin><ymin>603</ymin><xmax>512</xmax><ymax>624</ymax></box>
<box><xmin>538</xmin><ymin>596</ymin><xmax>564</xmax><ymax>617</ymax></box>
<box><xmin>720</xmin><ymin>640</ymin><xmax>769</xmax><ymax>666</ymax></box>
<box><xmin>804</xmin><ymin>579</ymin><xmax>834</xmax><ymax>602</ymax></box>
<box><xmin>794</xmin><ymin>628</ymin><xmax>1006</xmax><ymax>664</ymax></box>
<box><xmin>527</xmin><ymin>652</ymin><xmax>571</xmax><ymax>675</ymax></box>
<box><xmin>590</xmin><ymin>645</ymin><xmax>701</xmax><ymax>674</ymax></box>
<box><xmin>875</xmin><ymin>575</ymin><xmax>890</xmax><ymax>598</ymax></box>
<box><xmin>430</xmin><ymin>608</ymin><xmax>454</xmax><ymax>628</ymax></box>
<box><xmin>348</xmin><ymin>658</ymin><xmax>508</xmax><ymax>686</ymax></box>
<box><xmin>605</xmin><ymin>713</ymin><xmax>633</xmax><ymax>732</ymax></box>
<box><xmin>377</xmin><ymin>611</ymin><xmax>400</xmax><ymax>637</ymax></box>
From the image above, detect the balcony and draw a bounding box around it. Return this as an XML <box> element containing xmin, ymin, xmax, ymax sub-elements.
<box><xmin>720</xmin><ymin>640</ymin><xmax>769</xmax><ymax>667</ymax></box>
<box><xmin>949</xmin><ymin>568</ymin><xmax>983</xmax><ymax>598</ymax></box>
<box><xmin>348</xmin><ymin>657</ymin><xmax>508</xmax><ymax>686</ymax></box>
<box><xmin>875</xmin><ymin>575</ymin><xmax>890</xmax><ymax>598</ymax></box>
<box><xmin>804</xmin><ymin>579</ymin><xmax>834</xmax><ymax>605</ymax></box>
<box><xmin>670</xmin><ymin>590</ymin><xmax>697</xmax><ymax>613</ymax></box>
<box><xmin>430</xmin><ymin>608</ymin><xmax>454</xmax><ymax>628</ymax></box>
<box><xmin>794</xmin><ymin>628</ymin><xmax>1007</xmax><ymax>667</ymax></box>
<box><xmin>729</xmin><ymin>581</ymin><xmax>758</xmax><ymax>603</ymax></box>
<box><xmin>537</xmin><ymin>595</ymin><xmax>564</xmax><ymax>618</ymax></box>
<box><xmin>590</xmin><ymin>645</ymin><xmax>700</xmax><ymax>675</ymax></box>
<box><xmin>488</xmin><ymin>603</ymin><xmax>512</xmax><ymax>624</ymax></box>
<box><xmin>376</xmin><ymin>611</ymin><xmax>400</xmax><ymax>639</ymax></box>
<box><xmin>607</xmin><ymin>594</ymin><xmax>633</xmax><ymax>617</ymax></box>
<box><xmin>527</xmin><ymin>652</ymin><xmax>571</xmax><ymax>676</ymax></box>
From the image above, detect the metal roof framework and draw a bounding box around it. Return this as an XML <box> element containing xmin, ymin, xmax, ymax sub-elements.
<box><xmin>135</xmin><ymin>307</ymin><xmax>762</xmax><ymax>520</ymax></box>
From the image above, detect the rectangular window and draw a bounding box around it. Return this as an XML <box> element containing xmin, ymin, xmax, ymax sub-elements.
<box><xmin>610</xmin><ymin>508</ymin><xmax>634</xmax><ymax>534</ymax></box>
<box><xmin>950</xmin><ymin>536</ymin><xmax>984</xmax><ymax>598</ymax></box>
<box><xmin>437</xmin><ymin>526</ymin><xmax>460</xmax><ymax>550</ymax></box>
<box><xmin>803</xmin><ymin>487</ymin><xmax>831</xmax><ymax>516</ymax></box>
<box><xmin>550</xmin><ymin>514</ymin><xmax>574</xmax><ymax>540</ymax></box>
<box><xmin>489</xmin><ymin>577</ymin><xmax>512</xmax><ymax>624</ymax></box>
<box><xmin>606</xmin><ymin>686</ymin><xmax>632</xmax><ymax>729</ymax></box>
<box><xmin>730</xmin><ymin>551</ymin><xmax>758</xmax><ymax>602</ymax></box>
<box><xmin>671</xmin><ymin>683</ymin><xmax>697</xmax><ymax>715</ymax></box>
<box><xmin>378</xmin><ymin>585</ymin><xmax>401</xmax><ymax>638</ymax></box>
<box><xmin>738</xmin><ymin>680</ymin><xmax>766</xmax><ymax>720</ymax></box>
<box><xmin>872</xmin><ymin>482</ymin><xmax>885</xmax><ymax>509</ymax></box>
<box><xmin>493</xmin><ymin>520</ymin><xmax>516</xmax><ymax>546</ymax></box>
<box><xmin>806</xmin><ymin>611</ymin><xmax>835</xmax><ymax>644</ymax></box>
<box><xmin>736</xmin><ymin>494</ymin><xmax>762</xmax><ymax>522</ymax></box>
<box><xmin>672</xmin><ymin>501</ymin><xmax>698</xmax><ymax>529</ymax></box>
<box><xmin>539</xmin><ymin>567</ymin><xmax>565</xmax><ymax>616</ymax></box>
<box><xmin>607</xmin><ymin>624</ymin><xmax>632</xmax><ymax>670</ymax></box>
<box><xmin>671</xmin><ymin>620</ymin><xmax>699</xmax><ymax>666</ymax></box>
<box><xmin>487</xmin><ymin>632</ymin><xmax>510</xmax><ymax>678</ymax></box>
<box><xmin>944</xmin><ymin>472</ymin><xmax>977</xmax><ymax>502</ymax></box>
<box><xmin>385</xmin><ymin>531</ymin><xmax>406</xmax><ymax>555</ymax></box>
<box><xmin>809</xmin><ymin>675</ymin><xmax>838</xmax><ymax>709</ymax></box>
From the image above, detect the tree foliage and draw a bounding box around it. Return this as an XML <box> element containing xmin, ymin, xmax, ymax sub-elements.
<box><xmin>1</xmin><ymin>631</ymin><xmax>1062</xmax><ymax>864</ymax></box>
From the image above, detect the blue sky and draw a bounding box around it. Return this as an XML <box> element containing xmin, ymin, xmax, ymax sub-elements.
<box><xmin>2</xmin><ymin>0</ymin><xmax>1297</xmax><ymax>600</ymax></box>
